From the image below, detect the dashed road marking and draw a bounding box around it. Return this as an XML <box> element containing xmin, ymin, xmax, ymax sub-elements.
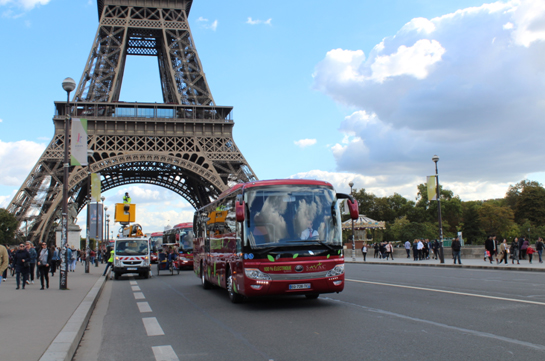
<box><xmin>132</xmin><ymin>285</ymin><xmax>141</xmax><ymax>291</ymax></box>
<box><xmin>143</xmin><ymin>317</ymin><xmax>164</xmax><ymax>336</ymax></box>
<box><xmin>137</xmin><ymin>302</ymin><xmax>152</xmax><ymax>313</ymax></box>
<box><xmin>133</xmin><ymin>292</ymin><xmax>145</xmax><ymax>299</ymax></box>
<box><xmin>152</xmin><ymin>345</ymin><xmax>180</xmax><ymax>361</ymax></box>
<box><xmin>130</xmin><ymin>280</ymin><xmax>138</xmax><ymax>285</ymax></box>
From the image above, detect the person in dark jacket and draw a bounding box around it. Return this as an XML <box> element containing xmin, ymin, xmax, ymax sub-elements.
<box><xmin>451</xmin><ymin>237</ymin><xmax>462</xmax><ymax>264</ymax></box>
<box><xmin>14</xmin><ymin>243</ymin><xmax>31</xmax><ymax>289</ymax></box>
<box><xmin>37</xmin><ymin>242</ymin><xmax>53</xmax><ymax>289</ymax></box>
<box><xmin>484</xmin><ymin>235</ymin><xmax>495</xmax><ymax>264</ymax></box>
<box><xmin>536</xmin><ymin>237</ymin><xmax>544</xmax><ymax>264</ymax></box>
<box><xmin>518</xmin><ymin>237</ymin><xmax>525</xmax><ymax>260</ymax></box>
<box><xmin>511</xmin><ymin>238</ymin><xmax>520</xmax><ymax>265</ymax></box>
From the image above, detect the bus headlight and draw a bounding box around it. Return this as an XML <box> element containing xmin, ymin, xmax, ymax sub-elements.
<box><xmin>245</xmin><ymin>268</ymin><xmax>272</xmax><ymax>281</ymax></box>
<box><xmin>326</xmin><ymin>264</ymin><xmax>344</xmax><ymax>277</ymax></box>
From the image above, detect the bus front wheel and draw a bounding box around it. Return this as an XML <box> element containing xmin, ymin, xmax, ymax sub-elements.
<box><xmin>227</xmin><ymin>271</ymin><xmax>244</xmax><ymax>304</ymax></box>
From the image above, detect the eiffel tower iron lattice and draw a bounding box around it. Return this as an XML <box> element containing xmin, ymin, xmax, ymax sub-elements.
<box><xmin>8</xmin><ymin>0</ymin><xmax>257</xmax><ymax>243</ymax></box>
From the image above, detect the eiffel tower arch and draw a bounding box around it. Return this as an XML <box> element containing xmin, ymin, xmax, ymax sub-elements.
<box><xmin>7</xmin><ymin>0</ymin><xmax>257</xmax><ymax>243</ymax></box>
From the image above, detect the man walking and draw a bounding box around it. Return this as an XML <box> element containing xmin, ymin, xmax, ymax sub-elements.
<box><xmin>14</xmin><ymin>243</ymin><xmax>30</xmax><ymax>289</ymax></box>
<box><xmin>451</xmin><ymin>237</ymin><xmax>462</xmax><ymax>265</ymax></box>
<box><xmin>26</xmin><ymin>241</ymin><xmax>37</xmax><ymax>284</ymax></box>
<box><xmin>404</xmin><ymin>240</ymin><xmax>411</xmax><ymax>258</ymax></box>
<box><xmin>536</xmin><ymin>237</ymin><xmax>544</xmax><ymax>264</ymax></box>
<box><xmin>37</xmin><ymin>242</ymin><xmax>53</xmax><ymax>289</ymax></box>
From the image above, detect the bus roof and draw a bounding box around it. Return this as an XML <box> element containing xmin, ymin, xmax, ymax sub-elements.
<box><xmin>150</xmin><ymin>232</ymin><xmax>163</xmax><ymax>237</ymax></box>
<box><xmin>173</xmin><ymin>222</ymin><xmax>193</xmax><ymax>229</ymax></box>
<box><xmin>217</xmin><ymin>179</ymin><xmax>334</xmax><ymax>199</ymax></box>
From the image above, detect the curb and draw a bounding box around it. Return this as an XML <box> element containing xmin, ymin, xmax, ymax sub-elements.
<box><xmin>39</xmin><ymin>271</ymin><xmax>109</xmax><ymax>361</ymax></box>
<box><xmin>347</xmin><ymin>260</ymin><xmax>545</xmax><ymax>272</ymax></box>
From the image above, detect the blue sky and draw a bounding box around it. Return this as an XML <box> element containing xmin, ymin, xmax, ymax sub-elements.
<box><xmin>1</xmin><ymin>0</ymin><xmax>545</xmax><ymax>236</ymax></box>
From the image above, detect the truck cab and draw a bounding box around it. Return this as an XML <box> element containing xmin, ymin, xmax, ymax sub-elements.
<box><xmin>113</xmin><ymin>237</ymin><xmax>151</xmax><ymax>279</ymax></box>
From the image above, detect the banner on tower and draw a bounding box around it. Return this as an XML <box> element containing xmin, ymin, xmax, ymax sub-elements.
<box><xmin>70</xmin><ymin>118</ymin><xmax>88</xmax><ymax>166</ymax></box>
<box><xmin>91</xmin><ymin>173</ymin><xmax>101</xmax><ymax>202</ymax></box>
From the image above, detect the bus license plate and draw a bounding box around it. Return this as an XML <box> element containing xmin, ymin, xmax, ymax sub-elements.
<box><xmin>126</xmin><ymin>267</ymin><xmax>137</xmax><ymax>271</ymax></box>
<box><xmin>289</xmin><ymin>283</ymin><xmax>311</xmax><ymax>290</ymax></box>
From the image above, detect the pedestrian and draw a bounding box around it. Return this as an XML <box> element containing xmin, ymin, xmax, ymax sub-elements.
<box><xmin>25</xmin><ymin>241</ymin><xmax>37</xmax><ymax>284</ymax></box>
<box><xmin>423</xmin><ymin>239</ymin><xmax>429</xmax><ymax>260</ymax></box>
<box><xmin>498</xmin><ymin>239</ymin><xmax>508</xmax><ymax>265</ymax></box>
<box><xmin>526</xmin><ymin>244</ymin><xmax>535</xmax><ymax>264</ymax></box>
<box><xmin>373</xmin><ymin>243</ymin><xmax>379</xmax><ymax>258</ymax></box>
<box><xmin>14</xmin><ymin>243</ymin><xmax>30</xmax><ymax>289</ymax></box>
<box><xmin>536</xmin><ymin>237</ymin><xmax>544</xmax><ymax>264</ymax></box>
<box><xmin>102</xmin><ymin>246</ymin><xmax>114</xmax><ymax>276</ymax></box>
<box><xmin>485</xmin><ymin>235</ymin><xmax>495</xmax><ymax>264</ymax></box>
<box><xmin>404</xmin><ymin>240</ymin><xmax>411</xmax><ymax>258</ymax></box>
<box><xmin>510</xmin><ymin>238</ymin><xmax>520</xmax><ymax>265</ymax></box>
<box><xmin>412</xmin><ymin>239</ymin><xmax>418</xmax><ymax>261</ymax></box>
<box><xmin>37</xmin><ymin>242</ymin><xmax>53</xmax><ymax>289</ymax></box>
<box><xmin>433</xmin><ymin>239</ymin><xmax>439</xmax><ymax>260</ymax></box>
<box><xmin>386</xmin><ymin>241</ymin><xmax>394</xmax><ymax>260</ymax></box>
<box><xmin>0</xmin><ymin>244</ymin><xmax>9</xmax><ymax>284</ymax></box>
<box><xmin>521</xmin><ymin>237</ymin><xmax>529</xmax><ymax>260</ymax></box>
<box><xmin>50</xmin><ymin>246</ymin><xmax>58</xmax><ymax>276</ymax></box>
<box><xmin>417</xmin><ymin>239</ymin><xmax>424</xmax><ymax>260</ymax></box>
<box><xmin>519</xmin><ymin>237</ymin><xmax>526</xmax><ymax>260</ymax></box>
<box><xmin>451</xmin><ymin>237</ymin><xmax>462</xmax><ymax>264</ymax></box>
<box><xmin>70</xmin><ymin>246</ymin><xmax>78</xmax><ymax>272</ymax></box>
<box><xmin>90</xmin><ymin>248</ymin><xmax>96</xmax><ymax>265</ymax></box>
<box><xmin>361</xmin><ymin>242</ymin><xmax>367</xmax><ymax>262</ymax></box>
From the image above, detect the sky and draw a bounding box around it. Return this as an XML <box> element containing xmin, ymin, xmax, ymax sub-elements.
<box><xmin>1</xmin><ymin>0</ymin><xmax>545</xmax><ymax>237</ymax></box>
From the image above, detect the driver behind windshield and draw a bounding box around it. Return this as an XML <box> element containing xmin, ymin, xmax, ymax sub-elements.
<box><xmin>300</xmin><ymin>218</ymin><xmax>319</xmax><ymax>240</ymax></box>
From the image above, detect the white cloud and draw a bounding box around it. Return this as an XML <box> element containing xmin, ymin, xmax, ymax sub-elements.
<box><xmin>294</xmin><ymin>138</ymin><xmax>317</xmax><ymax>148</ymax></box>
<box><xmin>0</xmin><ymin>118</ymin><xmax>2</xmax><ymax>122</ymax></box>
<box><xmin>247</xmin><ymin>17</ymin><xmax>272</xmax><ymax>25</ymax></box>
<box><xmin>313</xmin><ymin>0</ymin><xmax>545</xmax><ymax>187</ymax></box>
<box><xmin>0</xmin><ymin>139</ymin><xmax>45</xmax><ymax>186</ymax></box>
<box><xmin>0</xmin><ymin>0</ymin><xmax>50</xmax><ymax>10</ymax></box>
<box><xmin>196</xmin><ymin>17</ymin><xmax>218</xmax><ymax>31</ymax></box>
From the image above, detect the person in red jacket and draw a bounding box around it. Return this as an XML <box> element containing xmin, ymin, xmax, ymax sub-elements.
<box><xmin>526</xmin><ymin>245</ymin><xmax>535</xmax><ymax>264</ymax></box>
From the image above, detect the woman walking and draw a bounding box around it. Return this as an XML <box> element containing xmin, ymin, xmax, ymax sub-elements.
<box><xmin>37</xmin><ymin>242</ymin><xmax>53</xmax><ymax>289</ymax></box>
<box><xmin>498</xmin><ymin>239</ymin><xmax>508</xmax><ymax>265</ymax></box>
<box><xmin>361</xmin><ymin>243</ymin><xmax>368</xmax><ymax>262</ymax></box>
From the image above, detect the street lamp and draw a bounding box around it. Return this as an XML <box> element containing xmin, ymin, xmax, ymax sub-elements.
<box><xmin>60</xmin><ymin>77</ymin><xmax>76</xmax><ymax>290</ymax></box>
<box><xmin>85</xmin><ymin>149</ymin><xmax>93</xmax><ymax>273</ymax></box>
<box><xmin>432</xmin><ymin>155</ymin><xmax>445</xmax><ymax>264</ymax></box>
<box><xmin>100</xmin><ymin>196</ymin><xmax>105</xmax><ymax>248</ymax></box>
<box><xmin>104</xmin><ymin>207</ymin><xmax>108</xmax><ymax>244</ymax></box>
<box><xmin>349</xmin><ymin>181</ymin><xmax>356</xmax><ymax>262</ymax></box>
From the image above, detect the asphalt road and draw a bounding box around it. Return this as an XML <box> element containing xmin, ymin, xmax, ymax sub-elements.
<box><xmin>74</xmin><ymin>264</ymin><xmax>545</xmax><ymax>361</ymax></box>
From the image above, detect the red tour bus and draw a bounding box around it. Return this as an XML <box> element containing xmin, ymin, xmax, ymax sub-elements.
<box><xmin>193</xmin><ymin>179</ymin><xmax>359</xmax><ymax>303</ymax></box>
<box><xmin>163</xmin><ymin>222</ymin><xmax>195</xmax><ymax>268</ymax></box>
<box><xmin>149</xmin><ymin>232</ymin><xmax>163</xmax><ymax>263</ymax></box>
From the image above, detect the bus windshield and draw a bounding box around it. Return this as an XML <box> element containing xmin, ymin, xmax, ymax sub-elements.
<box><xmin>178</xmin><ymin>228</ymin><xmax>194</xmax><ymax>251</ymax></box>
<box><xmin>245</xmin><ymin>185</ymin><xmax>342</xmax><ymax>249</ymax></box>
<box><xmin>116</xmin><ymin>240</ymin><xmax>149</xmax><ymax>255</ymax></box>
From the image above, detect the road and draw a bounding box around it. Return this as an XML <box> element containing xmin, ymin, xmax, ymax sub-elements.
<box><xmin>74</xmin><ymin>264</ymin><xmax>545</xmax><ymax>361</ymax></box>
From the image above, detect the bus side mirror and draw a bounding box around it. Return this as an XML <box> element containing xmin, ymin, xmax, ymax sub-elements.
<box><xmin>236</xmin><ymin>201</ymin><xmax>245</xmax><ymax>222</ymax></box>
<box><xmin>347</xmin><ymin>198</ymin><xmax>359</xmax><ymax>220</ymax></box>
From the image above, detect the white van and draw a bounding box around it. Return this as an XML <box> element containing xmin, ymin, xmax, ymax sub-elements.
<box><xmin>113</xmin><ymin>237</ymin><xmax>151</xmax><ymax>279</ymax></box>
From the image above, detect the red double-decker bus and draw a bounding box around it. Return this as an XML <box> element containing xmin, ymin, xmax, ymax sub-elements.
<box><xmin>163</xmin><ymin>222</ymin><xmax>194</xmax><ymax>269</ymax></box>
<box><xmin>193</xmin><ymin>179</ymin><xmax>359</xmax><ymax>303</ymax></box>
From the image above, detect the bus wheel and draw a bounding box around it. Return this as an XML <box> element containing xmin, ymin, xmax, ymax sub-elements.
<box><xmin>201</xmin><ymin>264</ymin><xmax>211</xmax><ymax>289</ymax></box>
<box><xmin>227</xmin><ymin>271</ymin><xmax>244</xmax><ymax>304</ymax></box>
<box><xmin>305</xmin><ymin>293</ymin><xmax>319</xmax><ymax>300</ymax></box>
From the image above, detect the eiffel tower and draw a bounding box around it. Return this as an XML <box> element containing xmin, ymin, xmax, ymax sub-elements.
<box><xmin>7</xmin><ymin>0</ymin><xmax>257</xmax><ymax>243</ymax></box>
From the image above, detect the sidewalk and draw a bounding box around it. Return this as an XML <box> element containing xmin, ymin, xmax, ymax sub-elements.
<box><xmin>346</xmin><ymin>253</ymin><xmax>545</xmax><ymax>272</ymax></box>
<box><xmin>0</xmin><ymin>264</ymin><xmax>108</xmax><ymax>361</ymax></box>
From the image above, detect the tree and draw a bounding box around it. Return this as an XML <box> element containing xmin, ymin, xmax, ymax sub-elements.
<box><xmin>478</xmin><ymin>202</ymin><xmax>515</xmax><ymax>238</ymax></box>
<box><xmin>0</xmin><ymin>208</ymin><xmax>18</xmax><ymax>245</ymax></box>
<box><xmin>461</xmin><ymin>201</ymin><xmax>484</xmax><ymax>244</ymax></box>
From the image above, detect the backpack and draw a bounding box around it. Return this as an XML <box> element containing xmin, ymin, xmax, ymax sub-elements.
<box><xmin>71</xmin><ymin>250</ymin><xmax>77</xmax><ymax>260</ymax></box>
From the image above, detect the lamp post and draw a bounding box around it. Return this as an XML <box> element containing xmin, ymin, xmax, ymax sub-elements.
<box><xmin>349</xmin><ymin>181</ymin><xmax>356</xmax><ymax>262</ymax></box>
<box><xmin>104</xmin><ymin>207</ymin><xmax>108</xmax><ymax>245</ymax></box>
<box><xmin>85</xmin><ymin>149</ymin><xmax>93</xmax><ymax>273</ymax></box>
<box><xmin>106</xmin><ymin>213</ymin><xmax>110</xmax><ymax>244</ymax></box>
<box><xmin>100</xmin><ymin>196</ymin><xmax>105</xmax><ymax>247</ymax></box>
<box><xmin>432</xmin><ymin>155</ymin><xmax>445</xmax><ymax>264</ymax></box>
<box><xmin>60</xmin><ymin>77</ymin><xmax>76</xmax><ymax>290</ymax></box>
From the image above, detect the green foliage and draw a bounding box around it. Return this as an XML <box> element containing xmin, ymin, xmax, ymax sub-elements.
<box><xmin>0</xmin><ymin>208</ymin><xmax>18</xmax><ymax>245</ymax></box>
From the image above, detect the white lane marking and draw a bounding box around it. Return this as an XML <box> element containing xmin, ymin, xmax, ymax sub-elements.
<box><xmin>143</xmin><ymin>317</ymin><xmax>165</xmax><ymax>336</ymax></box>
<box><xmin>130</xmin><ymin>280</ymin><xmax>137</xmax><ymax>285</ymax></box>
<box><xmin>132</xmin><ymin>285</ymin><xmax>141</xmax><ymax>291</ymax></box>
<box><xmin>347</xmin><ymin>279</ymin><xmax>545</xmax><ymax>306</ymax></box>
<box><xmin>133</xmin><ymin>292</ymin><xmax>145</xmax><ymax>299</ymax></box>
<box><xmin>152</xmin><ymin>345</ymin><xmax>180</xmax><ymax>361</ymax></box>
<box><xmin>137</xmin><ymin>302</ymin><xmax>152</xmax><ymax>313</ymax></box>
